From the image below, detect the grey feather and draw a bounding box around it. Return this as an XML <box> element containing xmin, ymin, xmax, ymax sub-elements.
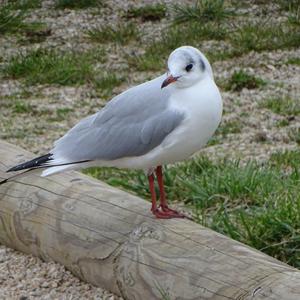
<box><xmin>52</xmin><ymin>75</ymin><xmax>184</xmax><ymax>162</ymax></box>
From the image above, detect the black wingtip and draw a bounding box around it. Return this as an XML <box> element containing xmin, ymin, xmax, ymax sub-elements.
<box><xmin>6</xmin><ymin>153</ymin><xmax>53</xmax><ymax>173</ymax></box>
<box><xmin>6</xmin><ymin>166</ymin><xmax>20</xmax><ymax>173</ymax></box>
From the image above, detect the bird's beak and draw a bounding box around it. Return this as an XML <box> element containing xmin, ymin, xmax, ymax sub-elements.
<box><xmin>161</xmin><ymin>75</ymin><xmax>179</xmax><ymax>89</ymax></box>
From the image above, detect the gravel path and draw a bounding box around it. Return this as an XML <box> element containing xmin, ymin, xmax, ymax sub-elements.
<box><xmin>0</xmin><ymin>246</ymin><xmax>120</xmax><ymax>300</ymax></box>
<box><xmin>0</xmin><ymin>0</ymin><xmax>299</xmax><ymax>298</ymax></box>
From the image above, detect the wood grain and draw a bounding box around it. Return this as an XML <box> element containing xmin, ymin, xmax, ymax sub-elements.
<box><xmin>0</xmin><ymin>140</ymin><xmax>299</xmax><ymax>299</ymax></box>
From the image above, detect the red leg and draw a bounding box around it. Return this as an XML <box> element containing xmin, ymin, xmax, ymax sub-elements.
<box><xmin>154</xmin><ymin>166</ymin><xmax>186</xmax><ymax>218</ymax></box>
<box><xmin>148</xmin><ymin>172</ymin><xmax>178</xmax><ymax>219</ymax></box>
<box><xmin>155</xmin><ymin>165</ymin><xmax>167</xmax><ymax>208</ymax></box>
<box><xmin>148</xmin><ymin>173</ymin><xmax>157</xmax><ymax>213</ymax></box>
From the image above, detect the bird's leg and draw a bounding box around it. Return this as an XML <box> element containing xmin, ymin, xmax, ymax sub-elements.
<box><xmin>148</xmin><ymin>172</ymin><xmax>176</xmax><ymax>219</ymax></box>
<box><xmin>148</xmin><ymin>173</ymin><xmax>158</xmax><ymax>213</ymax></box>
<box><xmin>155</xmin><ymin>166</ymin><xmax>185</xmax><ymax>218</ymax></box>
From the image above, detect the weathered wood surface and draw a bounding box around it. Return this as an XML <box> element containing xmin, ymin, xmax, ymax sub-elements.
<box><xmin>0</xmin><ymin>140</ymin><xmax>300</xmax><ymax>300</ymax></box>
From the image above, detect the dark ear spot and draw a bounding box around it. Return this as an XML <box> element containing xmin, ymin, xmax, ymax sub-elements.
<box><xmin>199</xmin><ymin>59</ymin><xmax>205</xmax><ymax>71</ymax></box>
<box><xmin>185</xmin><ymin>63</ymin><xmax>193</xmax><ymax>72</ymax></box>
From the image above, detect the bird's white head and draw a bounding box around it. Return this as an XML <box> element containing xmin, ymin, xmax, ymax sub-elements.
<box><xmin>161</xmin><ymin>46</ymin><xmax>214</xmax><ymax>89</ymax></box>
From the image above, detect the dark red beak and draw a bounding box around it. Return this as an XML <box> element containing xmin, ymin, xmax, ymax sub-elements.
<box><xmin>161</xmin><ymin>75</ymin><xmax>179</xmax><ymax>89</ymax></box>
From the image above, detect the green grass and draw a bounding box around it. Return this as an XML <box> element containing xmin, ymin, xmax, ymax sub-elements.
<box><xmin>172</xmin><ymin>0</ymin><xmax>236</xmax><ymax>24</ymax></box>
<box><xmin>287</xmin><ymin>5</ymin><xmax>300</xmax><ymax>25</ymax></box>
<box><xmin>277</xmin><ymin>0</ymin><xmax>300</xmax><ymax>12</ymax></box>
<box><xmin>55</xmin><ymin>0</ymin><xmax>103</xmax><ymax>9</ymax></box>
<box><xmin>2</xmin><ymin>49</ymin><xmax>95</xmax><ymax>86</ymax></box>
<box><xmin>276</xmin><ymin>119</ymin><xmax>290</xmax><ymax>128</ymax></box>
<box><xmin>56</xmin><ymin>107</ymin><xmax>73</xmax><ymax>120</ymax></box>
<box><xmin>126</xmin><ymin>0</ymin><xmax>298</xmax><ymax>72</ymax></box>
<box><xmin>93</xmin><ymin>73</ymin><xmax>124</xmax><ymax>97</ymax></box>
<box><xmin>287</xmin><ymin>57</ymin><xmax>300</xmax><ymax>65</ymax></box>
<box><xmin>225</xmin><ymin>70</ymin><xmax>266</xmax><ymax>92</ymax></box>
<box><xmin>269</xmin><ymin>149</ymin><xmax>300</xmax><ymax>168</ymax></box>
<box><xmin>0</xmin><ymin>3</ymin><xmax>27</xmax><ymax>34</ymax></box>
<box><xmin>124</xmin><ymin>4</ymin><xmax>167</xmax><ymax>22</ymax></box>
<box><xmin>12</xmin><ymin>100</ymin><xmax>32</xmax><ymax>113</ymax></box>
<box><xmin>87</xmin><ymin>23</ymin><xmax>139</xmax><ymax>45</ymax></box>
<box><xmin>230</xmin><ymin>21</ymin><xmax>300</xmax><ymax>54</ymax></box>
<box><xmin>289</xmin><ymin>127</ymin><xmax>300</xmax><ymax>145</ymax></box>
<box><xmin>125</xmin><ymin>0</ymin><xmax>300</xmax><ymax>72</ymax></box>
<box><xmin>0</xmin><ymin>2</ymin><xmax>46</xmax><ymax>35</ymax></box>
<box><xmin>217</xmin><ymin>119</ymin><xmax>242</xmax><ymax>136</ymax></box>
<box><xmin>128</xmin><ymin>22</ymin><xmax>228</xmax><ymax>71</ymax></box>
<box><xmin>207</xmin><ymin>119</ymin><xmax>242</xmax><ymax>145</ymax></box>
<box><xmin>9</xmin><ymin>0</ymin><xmax>42</xmax><ymax>10</ymax></box>
<box><xmin>85</xmin><ymin>153</ymin><xmax>300</xmax><ymax>268</ymax></box>
<box><xmin>1</xmin><ymin>48</ymin><xmax>124</xmax><ymax>94</ymax></box>
<box><xmin>259</xmin><ymin>97</ymin><xmax>300</xmax><ymax>116</ymax></box>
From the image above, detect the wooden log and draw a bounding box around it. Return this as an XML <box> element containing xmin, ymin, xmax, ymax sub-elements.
<box><xmin>0</xmin><ymin>139</ymin><xmax>300</xmax><ymax>300</ymax></box>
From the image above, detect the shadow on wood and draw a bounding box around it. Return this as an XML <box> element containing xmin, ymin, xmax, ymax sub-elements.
<box><xmin>0</xmin><ymin>140</ymin><xmax>300</xmax><ymax>299</ymax></box>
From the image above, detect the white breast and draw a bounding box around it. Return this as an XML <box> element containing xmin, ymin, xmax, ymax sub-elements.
<box><xmin>107</xmin><ymin>77</ymin><xmax>222</xmax><ymax>170</ymax></box>
<box><xmin>156</xmin><ymin>79</ymin><xmax>222</xmax><ymax>163</ymax></box>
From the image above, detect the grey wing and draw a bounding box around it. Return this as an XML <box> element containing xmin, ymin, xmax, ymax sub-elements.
<box><xmin>52</xmin><ymin>75</ymin><xmax>184</xmax><ymax>162</ymax></box>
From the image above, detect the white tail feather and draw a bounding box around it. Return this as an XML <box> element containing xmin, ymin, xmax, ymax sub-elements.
<box><xmin>41</xmin><ymin>160</ymin><xmax>93</xmax><ymax>177</ymax></box>
<box><xmin>41</xmin><ymin>165</ymin><xmax>75</xmax><ymax>177</ymax></box>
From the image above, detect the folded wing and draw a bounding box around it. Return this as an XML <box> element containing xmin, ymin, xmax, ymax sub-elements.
<box><xmin>51</xmin><ymin>75</ymin><xmax>184</xmax><ymax>164</ymax></box>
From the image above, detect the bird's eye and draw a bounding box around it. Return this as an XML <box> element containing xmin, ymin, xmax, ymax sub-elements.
<box><xmin>185</xmin><ymin>64</ymin><xmax>193</xmax><ymax>72</ymax></box>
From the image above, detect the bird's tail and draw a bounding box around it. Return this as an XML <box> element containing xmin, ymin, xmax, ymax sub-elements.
<box><xmin>0</xmin><ymin>153</ymin><xmax>91</xmax><ymax>185</ymax></box>
<box><xmin>6</xmin><ymin>153</ymin><xmax>53</xmax><ymax>173</ymax></box>
<box><xmin>0</xmin><ymin>153</ymin><xmax>53</xmax><ymax>186</ymax></box>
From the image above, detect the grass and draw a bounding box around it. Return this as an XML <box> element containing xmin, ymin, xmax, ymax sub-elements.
<box><xmin>128</xmin><ymin>0</ymin><xmax>300</xmax><ymax>72</ymax></box>
<box><xmin>128</xmin><ymin>22</ymin><xmax>228</xmax><ymax>71</ymax></box>
<box><xmin>87</xmin><ymin>23</ymin><xmax>139</xmax><ymax>45</ymax></box>
<box><xmin>56</xmin><ymin>107</ymin><xmax>73</xmax><ymax>119</ymax></box>
<box><xmin>217</xmin><ymin>119</ymin><xmax>242</xmax><ymax>136</ymax></box>
<box><xmin>12</xmin><ymin>100</ymin><xmax>32</xmax><ymax>113</ymax></box>
<box><xmin>2</xmin><ymin>49</ymin><xmax>95</xmax><ymax>86</ymax></box>
<box><xmin>230</xmin><ymin>21</ymin><xmax>300</xmax><ymax>54</ymax></box>
<box><xmin>259</xmin><ymin>97</ymin><xmax>300</xmax><ymax>116</ymax></box>
<box><xmin>1</xmin><ymin>48</ymin><xmax>122</xmax><ymax>95</ymax></box>
<box><xmin>207</xmin><ymin>119</ymin><xmax>242</xmax><ymax>145</ymax></box>
<box><xmin>124</xmin><ymin>0</ymin><xmax>300</xmax><ymax>71</ymax></box>
<box><xmin>9</xmin><ymin>0</ymin><xmax>42</xmax><ymax>10</ymax></box>
<box><xmin>289</xmin><ymin>127</ymin><xmax>300</xmax><ymax>145</ymax></box>
<box><xmin>270</xmin><ymin>149</ymin><xmax>300</xmax><ymax>168</ymax></box>
<box><xmin>277</xmin><ymin>0</ymin><xmax>300</xmax><ymax>12</ymax></box>
<box><xmin>124</xmin><ymin>4</ymin><xmax>167</xmax><ymax>22</ymax></box>
<box><xmin>85</xmin><ymin>153</ymin><xmax>300</xmax><ymax>269</ymax></box>
<box><xmin>276</xmin><ymin>119</ymin><xmax>290</xmax><ymax>128</ymax></box>
<box><xmin>224</xmin><ymin>70</ymin><xmax>266</xmax><ymax>92</ymax></box>
<box><xmin>93</xmin><ymin>73</ymin><xmax>124</xmax><ymax>97</ymax></box>
<box><xmin>287</xmin><ymin>5</ymin><xmax>300</xmax><ymax>25</ymax></box>
<box><xmin>172</xmin><ymin>0</ymin><xmax>236</xmax><ymax>24</ymax></box>
<box><xmin>0</xmin><ymin>2</ymin><xmax>46</xmax><ymax>35</ymax></box>
<box><xmin>287</xmin><ymin>57</ymin><xmax>300</xmax><ymax>65</ymax></box>
<box><xmin>0</xmin><ymin>3</ymin><xmax>27</xmax><ymax>34</ymax></box>
<box><xmin>55</xmin><ymin>0</ymin><xmax>103</xmax><ymax>9</ymax></box>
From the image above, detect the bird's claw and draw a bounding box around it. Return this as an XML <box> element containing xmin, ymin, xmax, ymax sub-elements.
<box><xmin>152</xmin><ymin>205</ymin><xmax>190</xmax><ymax>219</ymax></box>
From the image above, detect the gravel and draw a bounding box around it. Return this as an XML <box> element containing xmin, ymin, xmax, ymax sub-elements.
<box><xmin>0</xmin><ymin>246</ymin><xmax>121</xmax><ymax>299</ymax></box>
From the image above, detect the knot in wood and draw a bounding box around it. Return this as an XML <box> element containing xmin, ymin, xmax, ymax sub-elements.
<box><xmin>19</xmin><ymin>198</ymin><xmax>37</xmax><ymax>215</ymax></box>
<box><xmin>130</xmin><ymin>223</ymin><xmax>161</xmax><ymax>243</ymax></box>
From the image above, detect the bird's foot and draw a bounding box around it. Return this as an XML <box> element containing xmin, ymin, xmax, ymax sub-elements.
<box><xmin>151</xmin><ymin>205</ymin><xmax>189</xmax><ymax>219</ymax></box>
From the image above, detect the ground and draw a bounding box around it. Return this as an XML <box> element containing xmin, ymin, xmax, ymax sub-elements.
<box><xmin>0</xmin><ymin>0</ymin><xmax>299</xmax><ymax>299</ymax></box>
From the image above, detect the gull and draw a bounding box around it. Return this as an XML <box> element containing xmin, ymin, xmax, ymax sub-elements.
<box><xmin>1</xmin><ymin>46</ymin><xmax>222</xmax><ymax>219</ymax></box>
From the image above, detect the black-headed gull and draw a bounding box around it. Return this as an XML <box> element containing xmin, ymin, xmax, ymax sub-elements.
<box><xmin>3</xmin><ymin>46</ymin><xmax>223</xmax><ymax>219</ymax></box>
